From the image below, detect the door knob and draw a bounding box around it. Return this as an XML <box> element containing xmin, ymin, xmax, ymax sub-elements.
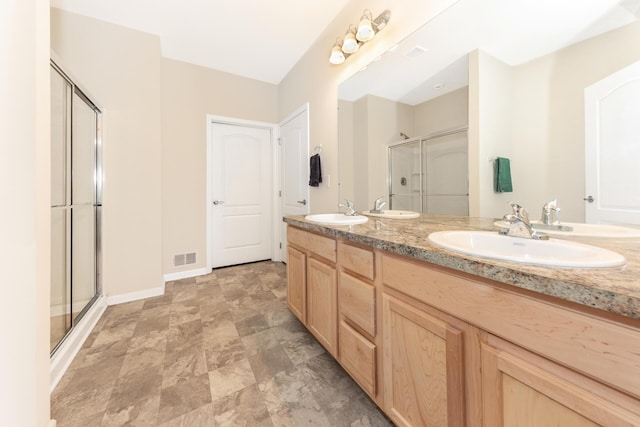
<box><xmin>297</xmin><ymin>199</ymin><xmax>307</xmax><ymax>206</ymax></box>
<box><xmin>583</xmin><ymin>196</ymin><xmax>594</xmax><ymax>203</ymax></box>
<box><xmin>213</xmin><ymin>200</ymin><xmax>224</xmax><ymax>205</ymax></box>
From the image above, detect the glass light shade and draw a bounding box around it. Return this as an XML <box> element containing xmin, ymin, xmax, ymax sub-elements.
<box><xmin>356</xmin><ymin>17</ymin><xmax>374</xmax><ymax>41</ymax></box>
<box><xmin>329</xmin><ymin>45</ymin><xmax>345</xmax><ymax>64</ymax></box>
<box><xmin>342</xmin><ymin>32</ymin><xmax>359</xmax><ymax>54</ymax></box>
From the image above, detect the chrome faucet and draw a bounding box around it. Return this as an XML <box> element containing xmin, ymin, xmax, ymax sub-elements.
<box><xmin>338</xmin><ymin>199</ymin><xmax>357</xmax><ymax>216</ymax></box>
<box><xmin>541</xmin><ymin>199</ymin><xmax>561</xmax><ymax>225</ymax></box>
<box><xmin>370</xmin><ymin>197</ymin><xmax>387</xmax><ymax>214</ymax></box>
<box><xmin>501</xmin><ymin>202</ymin><xmax>549</xmax><ymax>240</ymax></box>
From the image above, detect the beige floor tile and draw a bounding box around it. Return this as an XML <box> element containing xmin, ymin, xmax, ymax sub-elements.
<box><xmin>157</xmin><ymin>373</ymin><xmax>211</xmax><ymax>424</ymax></box>
<box><xmin>208</xmin><ymin>358</ymin><xmax>256</xmax><ymax>402</ymax></box>
<box><xmin>51</xmin><ymin>261</ymin><xmax>392</xmax><ymax>427</ymax></box>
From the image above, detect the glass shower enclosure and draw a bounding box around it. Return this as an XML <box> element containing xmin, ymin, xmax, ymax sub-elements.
<box><xmin>50</xmin><ymin>61</ymin><xmax>102</xmax><ymax>354</ymax></box>
<box><xmin>388</xmin><ymin>129</ymin><xmax>469</xmax><ymax>215</ymax></box>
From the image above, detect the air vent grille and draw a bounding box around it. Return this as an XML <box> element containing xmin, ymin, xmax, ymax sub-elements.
<box><xmin>185</xmin><ymin>252</ymin><xmax>196</xmax><ymax>264</ymax></box>
<box><xmin>174</xmin><ymin>252</ymin><xmax>197</xmax><ymax>266</ymax></box>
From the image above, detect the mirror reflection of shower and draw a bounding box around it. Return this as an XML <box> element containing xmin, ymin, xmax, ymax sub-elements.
<box><xmin>388</xmin><ymin>128</ymin><xmax>469</xmax><ymax>215</ymax></box>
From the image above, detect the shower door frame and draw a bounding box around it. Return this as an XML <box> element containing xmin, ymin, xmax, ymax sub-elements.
<box><xmin>50</xmin><ymin>60</ymin><xmax>103</xmax><ymax>355</ymax></box>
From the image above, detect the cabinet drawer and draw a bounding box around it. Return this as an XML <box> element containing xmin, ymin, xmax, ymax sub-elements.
<box><xmin>288</xmin><ymin>226</ymin><xmax>336</xmax><ymax>263</ymax></box>
<box><xmin>339</xmin><ymin>271</ymin><xmax>375</xmax><ymax>336</ymax></box>
<box><xmin>339</xmin><ymin>321</ymin><xmax>376</xmax><ymax>397</ymax></box>
<box><xmin>338</xmin><ymin>242</ymin><xmax>374</xmax><ymax>280</ymax></box>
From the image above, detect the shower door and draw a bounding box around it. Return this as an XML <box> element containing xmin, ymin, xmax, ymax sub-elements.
<box><xmin>422</xmin><ymin>130</ymin><xmax>469</xmax><ymax>215</ymax></box>
<box><xmin>388</xmin><ymin>140</ymin><xmax>422</xmax><ymax>211</ymax></box>
<box><xmin>50</xmin><ymin>62</ymin><xmax>102</xmax><ymax>354</ymax></box>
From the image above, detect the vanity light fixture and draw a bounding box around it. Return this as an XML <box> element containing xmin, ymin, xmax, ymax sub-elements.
<box><xmin>329</xmin><ymin>9</ymin><xmax>390</xmax><ymax>65</ymax></box>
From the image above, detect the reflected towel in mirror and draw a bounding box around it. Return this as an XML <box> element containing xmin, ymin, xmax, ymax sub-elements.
<box><xmin>494</xmin><ymin>157</ymin><xmax>513</xmax><ymax>192</ymax></box>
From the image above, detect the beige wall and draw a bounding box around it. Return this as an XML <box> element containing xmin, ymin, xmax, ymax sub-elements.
<box><xmin>51</xmin><ymin>8</ymin><xmax>163</xmax><ymax>297</ymax></box>
<box><xmin>161</xmin><ymin>58</ymin><xmax>278</xmax><ymax>274</ymax></box>
<box><xmin>468</xmin><ymin>50</ymin><xmax>515</xmax><ymax>218</ymax></box>
<box><xmin>0</xmin><ymin>0</ymin><xmax>51</xmax><ymax>425</ymax></box>
<box><xmin>414</xmin><ymin>86</ymin><xmax>468</xmax><ymax>136</ymax></box>
<box><xmin>337</xmin><ymin>99</ymin><xmax>355</xmax><ymax>205</ymax></box>
<box><xmin>279</xmin><ymin>0</ymin><xmax>460</xmax><ymax>213</ymax></box>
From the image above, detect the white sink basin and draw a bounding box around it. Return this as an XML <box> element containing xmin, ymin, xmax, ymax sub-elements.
<box><xmin>493</xmin><ymin>220</ymin><xmax>640</xmax><ymax>239</ymax></box>
<box><xmin>428</xmin><ymin>230</ymin><xmax>626</xmax><ymax>268</ymax></box>
<box><xmin>362</xmin><ymin>209</ymin><xmax>420</xmax><ymax>219</ymax></box>
<box><xmin>305</xmin><ymin>213</ymin><xmax>369</xmax><ymax>225</ymax></box>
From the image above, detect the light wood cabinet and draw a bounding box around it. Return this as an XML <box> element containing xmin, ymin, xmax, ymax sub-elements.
<box><xmin>339</xmin><ymin>320</ymin><xmax>376</xmax><ymax>396</ymax></box>
<box><xmin>286</xmin><ymin>227</ymin><xmax>337</xmax><ymax>356</ymax></box>
<box><xmin>382</xmin><ymin>294</ymin><xmax>465</xmax><ymax>427</ymax></box>
<box><xmin>307</xmin><ymin>257</ymin><xmax>337</xmax><ymax>355</ymax></box>
<box><xmin>286</xmin><ymin>246</ymin><xmax>306</xmax><ymax>323</ymax></box>
<box><xmin>337</xmin><ymin>241</ymin><xmax>381</xmax><ymax>402</ymax></box>
<box><xmin>381</xmin><ymin>252</ymin><xmax>640</xmax><ymax>426</ymax></box>
<box><xmin>286</xmin><ymin>225</ymin><xmax>640</xmax><ymax>427</ymax></box>
<box><xmin>482</xmin><ymin>334</ymin><xmax>640</xmax><ymax>427</ymax></box>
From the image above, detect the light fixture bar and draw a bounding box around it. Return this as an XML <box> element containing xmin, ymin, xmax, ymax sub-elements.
<box><xmin>328</xmin><ymin>9</ymin><xmax>391</xmax><ymax>65</ymax></box>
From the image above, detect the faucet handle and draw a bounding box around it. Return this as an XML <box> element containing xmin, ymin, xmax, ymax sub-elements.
<box><xmin>373</xmin><ymin>197</ymin><xmax>386</xmax><ymax>211</ymax></box>
<box><xmin>507</xmin><ymin>202</ymin><xmax>529</xmax><ymax>223</ymax></box>
<box><xmin>338</xmin><ymin>199</ymin><xmax>356</xmax><ymax>215</ymax></box>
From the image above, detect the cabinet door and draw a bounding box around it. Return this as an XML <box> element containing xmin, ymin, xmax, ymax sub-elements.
<box><xmin>307</xmin><ymin>257</ymin><xmax>337</xmax><ymax>356</ymax></box>
<box><xmin>383</xmin><ymin>294</ymin><xmax>465</xmax><ymax>427</ymax></box>
<box><xmin>286</xmin><ymin>246</ymin><xmax>306</xmax><ymax>323</ymax></box>
<box><xmin>482</xmin><ymin>335</ymin><xmax>640</xmax><ymax>427</ymax></box>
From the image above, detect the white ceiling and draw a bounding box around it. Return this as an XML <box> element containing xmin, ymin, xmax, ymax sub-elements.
<box><xmin>50</xmin><ymin>0</ymin><xmax>351</xmax><ymax>84</ymax></box>
<box><xmin>339</xmin><ymin>0</ymin><xmax>640</xmax><ymax>105</ymax></box>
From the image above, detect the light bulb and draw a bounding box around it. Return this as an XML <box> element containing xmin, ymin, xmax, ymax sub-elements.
<box><xmin>342</xmin><ymin>32</ymin><xmax>359</xmax><ymax>54</ymax></box>
<box><xmin>329</xmin><ymin>45</ymin><xmax>345</xmax><ymax>65</ymax></box>
<box><xmin>356</xmin><ymin>11</ymin><xmax>375</xmax><ymax>42</ymax></box>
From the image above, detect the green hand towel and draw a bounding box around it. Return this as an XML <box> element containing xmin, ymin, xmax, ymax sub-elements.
<box><xmin>494</xmin><ymin>157</ymin><xmax>513</xmax><ymax>192</ymax></box>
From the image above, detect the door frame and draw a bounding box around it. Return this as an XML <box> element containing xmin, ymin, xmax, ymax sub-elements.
<box><xmin>206</xmin><ymin>114</ymin><xmax>279</xmax><ymax>270</ymax></box>
<box><xmin>278</xmin><ymin>103</ymin><xmax>310</xmax><ymax>261</ymax></box>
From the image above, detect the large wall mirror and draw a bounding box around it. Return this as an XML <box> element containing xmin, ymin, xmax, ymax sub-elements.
<box><xmin>338</xmin><ymin>0</ymin><xmax>640</xmax><ymax>224</ymax></box>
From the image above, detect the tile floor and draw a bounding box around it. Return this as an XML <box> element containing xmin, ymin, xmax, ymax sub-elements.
<box><xmin>51</xmin><ymin>261</ymin><xmax>393</xmax><ymax>426</ymax></box>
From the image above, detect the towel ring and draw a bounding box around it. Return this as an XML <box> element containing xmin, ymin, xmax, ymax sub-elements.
<box><xmin>313</xmin><ymin>145</ymin><xmax>322</xmax><ymax>154</ymax></box>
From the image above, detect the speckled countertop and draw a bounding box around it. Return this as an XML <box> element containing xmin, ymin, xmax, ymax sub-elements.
<box><xmin>284</xmin><ymin>214</ymin><xmax>640</xmax><ymax>321</ymax></box>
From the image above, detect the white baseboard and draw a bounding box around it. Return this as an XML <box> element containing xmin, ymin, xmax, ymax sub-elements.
<box><xmin>106</xmin><ymin>284</ymin><xmax>165</xmax><ymax>306</ymax></box>
<box><xmin>50</xmin><ymin>295</ymin><xmax>107</xmax><ymax>392</ymax></box>
<box><xmin>47</xmin><ymin>419</ymin><xmax>57</xmax><ymax>427</ymax></box>
<box><xmin>163</xmin><ymin>267</ymin><xmax>208</xmax><ymax>283</ymax></box>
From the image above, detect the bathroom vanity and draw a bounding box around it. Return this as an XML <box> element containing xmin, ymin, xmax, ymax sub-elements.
<box><xmin>284</xmin><ymin>214</ymin><xmax>640</xmax><ymax>427</ymax></box>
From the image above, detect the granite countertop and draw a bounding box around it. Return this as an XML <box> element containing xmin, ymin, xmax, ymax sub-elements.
<box><xmin>284</xmin><ymin>214</ymin><xmax>640</xmax><ymax>321</ymax></box>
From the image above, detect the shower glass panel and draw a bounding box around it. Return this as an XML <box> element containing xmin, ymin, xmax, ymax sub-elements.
<box><xmin>388</xmin><ymin>140</ymin><xmax>422</xmax><ymax>211</ymax></box>
<box><xmin>50</xmin><ymin>67</ymin><xmax>72</xmax><ymax>351</ymax></box>
<box><xmin>50</xmin><ymin>61</ymin><xmax>101</xmax><ymax>354</ymax></box>
<box><xmin>423</xmin><ymin>131</ymin><xmax>469</xmax><ymax>215</ymax></box>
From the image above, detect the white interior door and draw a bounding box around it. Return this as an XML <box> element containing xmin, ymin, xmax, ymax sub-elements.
<box><xmin>585</xmin><ymin>60</ymin><xmax>640</xmax><ymax>225</ymax></box>
<box><xmin>210</xmin><ymin>122</ymin><xmax>272</xmax><ymax>268</ymax></box>
<box><xmin>280</xmin><ymin>106</ymin><xmax>309</xmax><ymax>260</ymax></box>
